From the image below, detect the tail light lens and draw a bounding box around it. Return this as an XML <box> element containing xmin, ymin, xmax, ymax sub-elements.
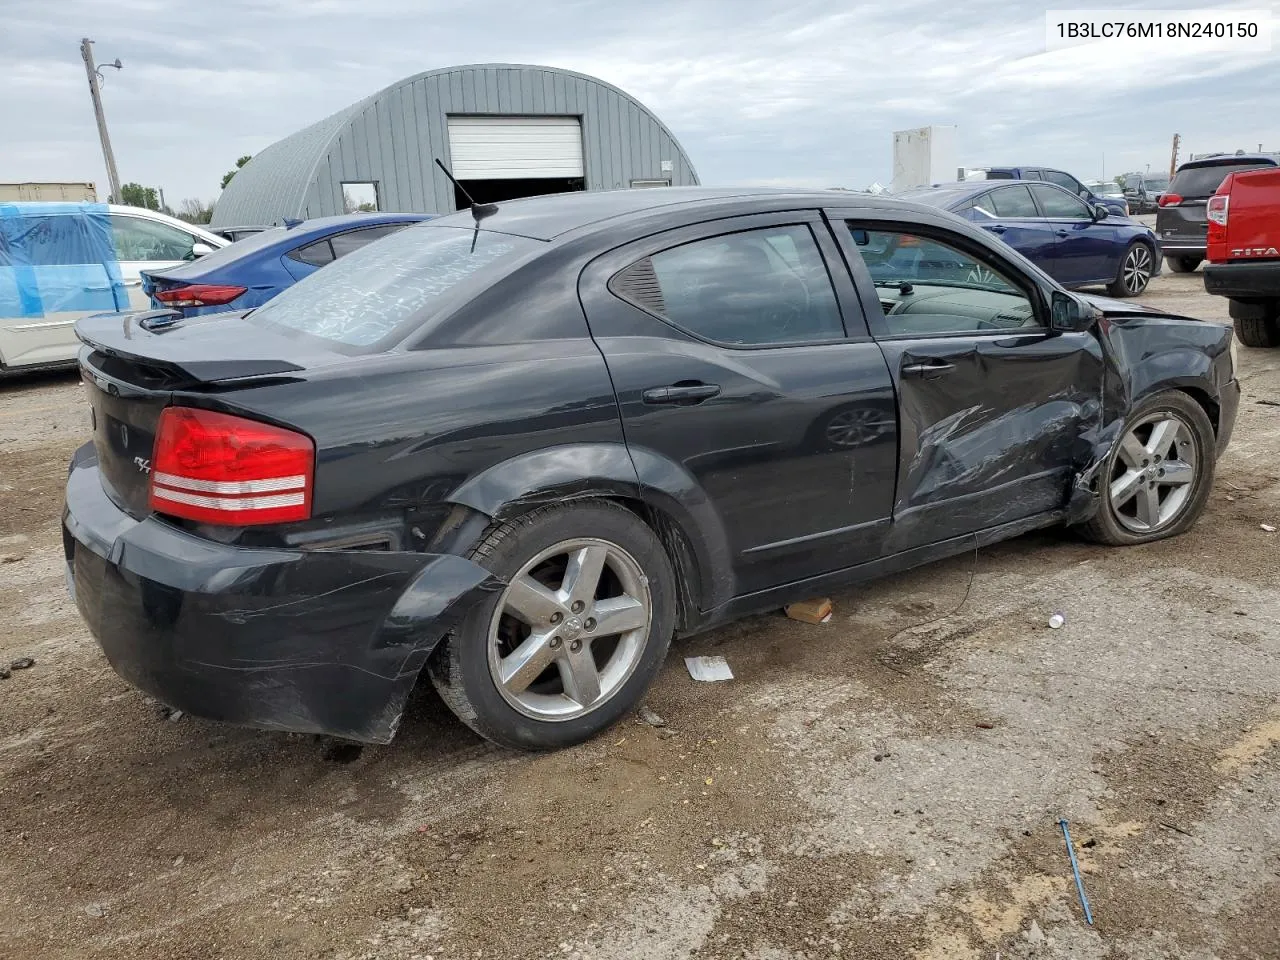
<box><xmin>154</xmin><ymin>284</ymin><xmax>247</xmax><ymax>307</ymax></box>
<box><xmin>1157</xmin><ymin>193</ymin><xmax>1182</xmax><ymax>207</ymax></box>
<box><xmin>1206</xmin><ymin>194</ymin><xmax>1229</xmax><ymax>225</ymax></box>
<box><xmin>149</xmin><ymin>407</ymin><xmax>314</xmax><ymax>525</ymax></box>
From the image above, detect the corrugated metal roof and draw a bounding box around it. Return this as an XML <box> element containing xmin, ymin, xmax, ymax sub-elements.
<box><xmin>211</xmin><ymin>64</ymin><xmax>699</xmax><ymax>228</ymax></box>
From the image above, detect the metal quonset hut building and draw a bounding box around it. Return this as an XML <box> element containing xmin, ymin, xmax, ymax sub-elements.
<box><xmin>211</xmin><ymin>63</ymin><xmax>699</xmax><ymax>228</ymax></box>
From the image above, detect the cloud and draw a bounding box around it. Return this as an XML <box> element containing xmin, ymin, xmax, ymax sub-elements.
<box><xmin>0</xmin><ymin>0</ymin><xmax>1275</xmax><ymax>205</ymax></box>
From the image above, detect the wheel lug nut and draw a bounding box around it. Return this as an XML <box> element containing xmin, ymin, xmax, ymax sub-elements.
<box><xmin>550</xmin><ymin>612</ymin><xmax>563</xmax><ymax>625</ymax></box>
<box><xmin>569</xmin><ymin>639</ymin><xmax>582</xmax><ymax>652</ymax></box>
<box><xmin>571</xmin><ymin>600</ymin><xmax>585</xmax><ymax>614</ymax></box>
<box><xmin>550</xmin><ymin>636</ymin><xmax>562</xmax><ymax>649</ymax></box>
<box><xmin>584</xmin><ymin>618</ymin><xmax>596</xmax><ymax>631</ymax></box>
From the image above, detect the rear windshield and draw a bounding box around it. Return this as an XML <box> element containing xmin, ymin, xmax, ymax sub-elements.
<box><xmin>249</xmin><ymin>224</ymin><xmax>540</xmax><ymax>347</ymax></box>
<box><xmin>1171</xmin><ymin>161</ymin><xmax>1275</xmax><ymax>198</ymax></box>
<box><xmin>171</xmin><ymin>225</ymin><xmax>290</xmax><ymax>269</ymax></box>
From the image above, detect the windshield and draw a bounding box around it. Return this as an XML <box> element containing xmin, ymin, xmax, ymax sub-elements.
<box><xmin>1143</xmin><ymin>175</ymin><xmax>1169</xmax><ymax>192</ymax></box>
<box><xmin>249</xmin><ymin>224</ymin><xmax>541</xmax><ymax>348</ymax></box>
<box><xmin>1171</xmin><ymin>162</ymin><xmax>1274</xmax><ymax>198</ymax></box>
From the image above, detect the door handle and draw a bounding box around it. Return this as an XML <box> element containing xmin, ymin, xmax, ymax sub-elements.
<box><xmin>901</xmin><ymin>361</ymin><xmax>955</xmax><ymax>380</ymax></box>
<box><xmin>1055</xmin><ymin>229</ymin><xmax>1069</xmax><ymax>238</ymax></box>
<box><xmin>642</xmin><ymin>383</ymin><xmax>721</xmax><ymax>405</ymax></box>
<box><xmin>984</xmin><ymin>224</ymin><xmax>1007</xmax><ymax>234</ymax></box>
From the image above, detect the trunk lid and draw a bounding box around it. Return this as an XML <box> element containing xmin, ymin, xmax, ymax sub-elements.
<box><xmin>1215</xmin><ymin>167</ymin><xmax>1280</xmax><ymax>263</ymax></box>
<box><xmin>76</xmin><ymin>311</ymin><xmax>343</xmax><ymax>518</ymax></box>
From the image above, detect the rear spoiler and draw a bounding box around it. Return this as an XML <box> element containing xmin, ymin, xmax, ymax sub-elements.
<box><xmin>75</xmin><ymin>310</ymin><xmax>308</xmax><ymax>386</ymax></box>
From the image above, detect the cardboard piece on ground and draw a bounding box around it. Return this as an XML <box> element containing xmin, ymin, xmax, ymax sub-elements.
<box><xmin>785</xmin><ymin>597</ymin><xmax>833</xmax><ymax>624</ymax></box>
<box><xmin>685</xmin><ymin>656</ymin><xmax>734</xmax><ymax>682</ymax></box>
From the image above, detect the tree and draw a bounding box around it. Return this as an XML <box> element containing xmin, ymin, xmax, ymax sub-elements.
<box><xmin>221</xmin><ymin>155</ymin><xmax>253</xmax><ymax>190</ymax></box>
<box><xmin>120</xmin><ymin>182</ymin><xmax>160</xmax><ymax>210</ymax></box>
<box><xmin>343</xmin><ymin>190</ymin><xmax>377</xmax><ymax>214</ymax></box>
<box><xmin>176</xmin><ymin>197</ymin><xmax>215</xmax><ymax>224</ymax></box>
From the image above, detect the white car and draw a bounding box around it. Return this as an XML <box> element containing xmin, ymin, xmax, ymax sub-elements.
<box><xmin>0</xmin><ymin>203</ymin><xmax>228</xmax><ymax>373</ymax></box>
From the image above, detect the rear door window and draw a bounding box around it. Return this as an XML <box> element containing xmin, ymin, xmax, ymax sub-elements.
<box><xmin>989</xmin><ymin>185</ymin><xmax>1039</xmax><ymax>218</ymax></box>
<box><xmin>290</xmin><ymin>239</ymin><xmax>334</xmax><ymax>266</ymax></box>
<box><xmin>612</xmin><ymin>224</ymin><xmax>845</xmax><ymax>346</ymax></box>
<box><xmin>1170</xmin><ymin>162</ymin><xmax>1276</xmax><ymax>198</ymax></box>
<box><xmin>329</xmin><ymin>224</ymin><xmax>411</xmax><ymax>258</ymax></box>
<box><xmin>250</xmin><ymin>225</ymin><xmax>541</xmax><ymax>348</ymax></box>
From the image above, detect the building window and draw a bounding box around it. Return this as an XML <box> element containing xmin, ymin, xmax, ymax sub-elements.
<box><xmin>342</xmin><ymin>182</ymin><xmax>379</xmax><ymax>213</ymax></box>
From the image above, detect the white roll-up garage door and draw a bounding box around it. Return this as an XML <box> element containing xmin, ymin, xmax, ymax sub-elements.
<box><xmin>447</xmin><ymin>116</ymin><xmax>585</xmax><ymax>180</ymax></box>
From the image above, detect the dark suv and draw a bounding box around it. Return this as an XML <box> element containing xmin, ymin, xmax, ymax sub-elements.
<box><xmin>1158</xmin><ymin>154</ymin><xmax>1280</xmax><ymax>273</ymax></box>
<box><xmin>966</xmin><ymin>166</ymin><xmax>1130</xmax><ymax>218</ymax></box>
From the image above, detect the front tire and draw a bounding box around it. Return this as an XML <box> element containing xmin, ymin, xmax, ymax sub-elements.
<box><xmin>1107</xmin><ymin>241</ymin><xmax>1155</xmax><ymax>297</ymax></box>
<box><xmin>428</xmin><ymin>500</ymin><xmax>676</xmax><ymax>751</ymax></box>
<box><xmin>1079</xmin><ymin>390</ymin><xmax>1215</xmax><ymax>546</ymax></box>
<box><xmin>1233</xmin><ymin>315</ymin><xmax>1280</xmax><ymax>348</ymax></box>
<box><xmin>1166</xmin><ymin>255</ymin><xmax>1203</xmax><ymax>273</ymax></box>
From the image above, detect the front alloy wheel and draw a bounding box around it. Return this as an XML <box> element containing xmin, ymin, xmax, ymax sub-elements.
<box><xmin>1079</xmin><ymin>390</ymin><xmax>1216</xmax><ymax>546</ymax></box>
<box><xmin>1107</xmin><ymin>413</ymin><xmax>1197</xmax><ymax>534</ymax></box>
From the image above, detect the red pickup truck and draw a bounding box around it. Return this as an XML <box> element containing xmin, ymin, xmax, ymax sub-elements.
<box><xmin>1204</xmin><ymin>167</ymin><xmax>1280</xmax><ymax>347</ymax></box>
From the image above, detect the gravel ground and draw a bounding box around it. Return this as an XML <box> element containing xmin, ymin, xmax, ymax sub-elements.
<box><xmin>1</xmin><ymin>268</ymin><xmax>1278</xmax><ymax>960</ymax></box>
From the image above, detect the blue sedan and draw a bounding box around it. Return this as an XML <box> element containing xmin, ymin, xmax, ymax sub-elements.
<box><xmin>898</xmin><ymin>181</ymin><xmax>1161</xmax><ymax>297</ymax></box>
<box><xmin>141</xmin><ymin>213</ymin><xmax>429</xmax><ymax>316</ymax></box>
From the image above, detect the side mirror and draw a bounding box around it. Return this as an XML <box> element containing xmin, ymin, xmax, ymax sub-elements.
<box><xmin>1050</xmin><ymin>291</ymin><xmax>1097</xmax><ymax>333</ymax></box>
<box><xmin>190</xmin><ymin>242</ymin><xmax>215</xmax><ymax>257</ymax></box>
<box><xmin>1092</xmin><ymin>204</ymin><xmax>1109</xmax><ymax>221</ymax></box>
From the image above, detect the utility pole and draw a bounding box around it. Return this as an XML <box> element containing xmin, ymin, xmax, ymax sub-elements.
<box><xmin>79</xmin><ymin>38</ymin><xmax>122</xmax><ymax>204</ymax></box>
<box><xmin>1169</xmin><ymin>133</ymin><xmax>1181</xmax><ymax>180</ymax></box>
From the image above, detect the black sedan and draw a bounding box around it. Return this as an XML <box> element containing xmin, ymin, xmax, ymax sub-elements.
<box><xmin>64</xmin><ymin>188</ymin><xmax>1240</xmax><ymax>751</ymax></box>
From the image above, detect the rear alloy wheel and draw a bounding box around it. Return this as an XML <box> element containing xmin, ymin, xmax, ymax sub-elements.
<box><xmin>1166</xmin><ymin>255</ymin><xmax>1203</xmax><ymax>273</ymax></box>
<box><xmin>429</xmin><ymin>501</ymin><xmax>675</xmax><ymax>750</ymax></box>
<box><xmin>1233</xmin><ymin>315</ymin><xmax>1280</xmax><ymax>349</ymax></box>
<box><xmin>1107</xmin><ymin>242</ymin><xmax>1155</xmax><ymax>297</ymax></box>
<box><xmin>1079</xmin><ymin>390</ymin><xmax>1215</xmax><ymax>546</ymax></box>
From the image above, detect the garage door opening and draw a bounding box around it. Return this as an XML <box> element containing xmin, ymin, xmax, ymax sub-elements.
<box><xmin>447</xmin><ymin>116</ymin><xmax>585</xmax><ymax>211</ymax></box>
<box><xmin>453</xmin><ymin>176</ymin><xmax>584</xmax><ymax>208</ymax></box>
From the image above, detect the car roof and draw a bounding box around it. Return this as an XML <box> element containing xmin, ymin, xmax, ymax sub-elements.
<box><xmin>1179</xmin><ymin>153</ymin><xmax>1280</xmax><ymax>169</ymax></box>
<box><xmin>896</xmin><ymin>182</ymin><xmax>1003</xmax><ymax>206</ymax></box>
<box><xmin>269</xmin><ymin>212</ymin><xmax>429</xmax><ymax>242</ymax></box>
<box><xmin>421</xmin><ymin>187</ymin><xmax>938</xmax><ymax>241</ymax></box>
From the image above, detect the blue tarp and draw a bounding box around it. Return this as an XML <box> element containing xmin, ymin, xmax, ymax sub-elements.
<box><xmin>0</xmin><ymin>202</ymin><xmax>128</xmax><ymax>318</ymax></box>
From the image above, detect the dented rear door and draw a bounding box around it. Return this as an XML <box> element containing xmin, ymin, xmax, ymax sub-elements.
<box><xmin>832</xmin><ymin>217</ymin><xmax>1104</xmax><ymax>549</ymax></box>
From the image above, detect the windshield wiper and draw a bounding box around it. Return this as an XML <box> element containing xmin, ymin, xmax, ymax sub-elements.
<box><xmin>872</xmin><ymin>279</ymin><xmax>914</xmax><ymax>294</ymax></box>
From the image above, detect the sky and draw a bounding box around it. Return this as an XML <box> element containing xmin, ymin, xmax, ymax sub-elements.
<box><xmin>2</xmin><ymin>0</ymin><xmax>1277</xmax><ymax>207</ymax></box>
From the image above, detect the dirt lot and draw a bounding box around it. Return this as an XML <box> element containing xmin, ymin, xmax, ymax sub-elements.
<box><xmin>2</xmin><ymin>269</ymin><xmax>1278</xmax><ymax>960</ymax></box>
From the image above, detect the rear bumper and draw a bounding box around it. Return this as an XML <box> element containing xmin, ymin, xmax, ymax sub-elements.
<box><xmin>1160</xmin><ymin>241</ymin><xmax>1207</xmax><ymax>256</ymax></box>
<box><xmin>63</xmin><ymin>444</ymin><xmax>499</xmax><ymax>743</ymax></box>
<box><xmin>1204</xmin><ymin>260</ymin><xmax>1280</xmax><ymax>301</ymax></box>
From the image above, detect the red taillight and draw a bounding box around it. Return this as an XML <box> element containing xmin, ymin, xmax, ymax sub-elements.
<box><xmin>1206</xmin><ymin>194</ymin><xmax>1229</xmax><ymax>226</ymax></box>
<box><xmin>149</xmin><ymin>407</ymin><xmax>314</xmax><ymax>526</ymax></box>
<box><xmin>154</xmin><ymin>284</ymin><xmax>247</xmax><ymax>307</ymax></box>
<box><xmin>1157</xmin><ymin>193</ymin><xmax>1183</xmax><ymax>207</ymax></box>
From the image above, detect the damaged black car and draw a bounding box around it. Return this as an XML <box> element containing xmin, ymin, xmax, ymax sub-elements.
<box><xmin>63</xmin><ymin>187</ymin><xmax>1240</xmax><ymax>750</ymax></box>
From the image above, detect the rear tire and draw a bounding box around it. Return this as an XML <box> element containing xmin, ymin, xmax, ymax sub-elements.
<box><xmin>1107</xmin><ymin>241</ymin><xmax>1155</xmax><ymax>297</ymax></box>
<box><xmin>1166</xmin><ymin>256</ymin><xmax>1203</xmax><ymax>273</ymax></box>
<box><xmin>1078</xmin><ymin>390</ymin><xmax>1215</xmax><ymax>546</ymax></box>
<box><xmin>1233</xmin><ymin>315</ymin><xmax>1280</xmax><ymax>348</ymax></box>
<box><xmin>428</xmin><ymin>500</ymin><xmax>676</xmax><ymax>751</ymax></box>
